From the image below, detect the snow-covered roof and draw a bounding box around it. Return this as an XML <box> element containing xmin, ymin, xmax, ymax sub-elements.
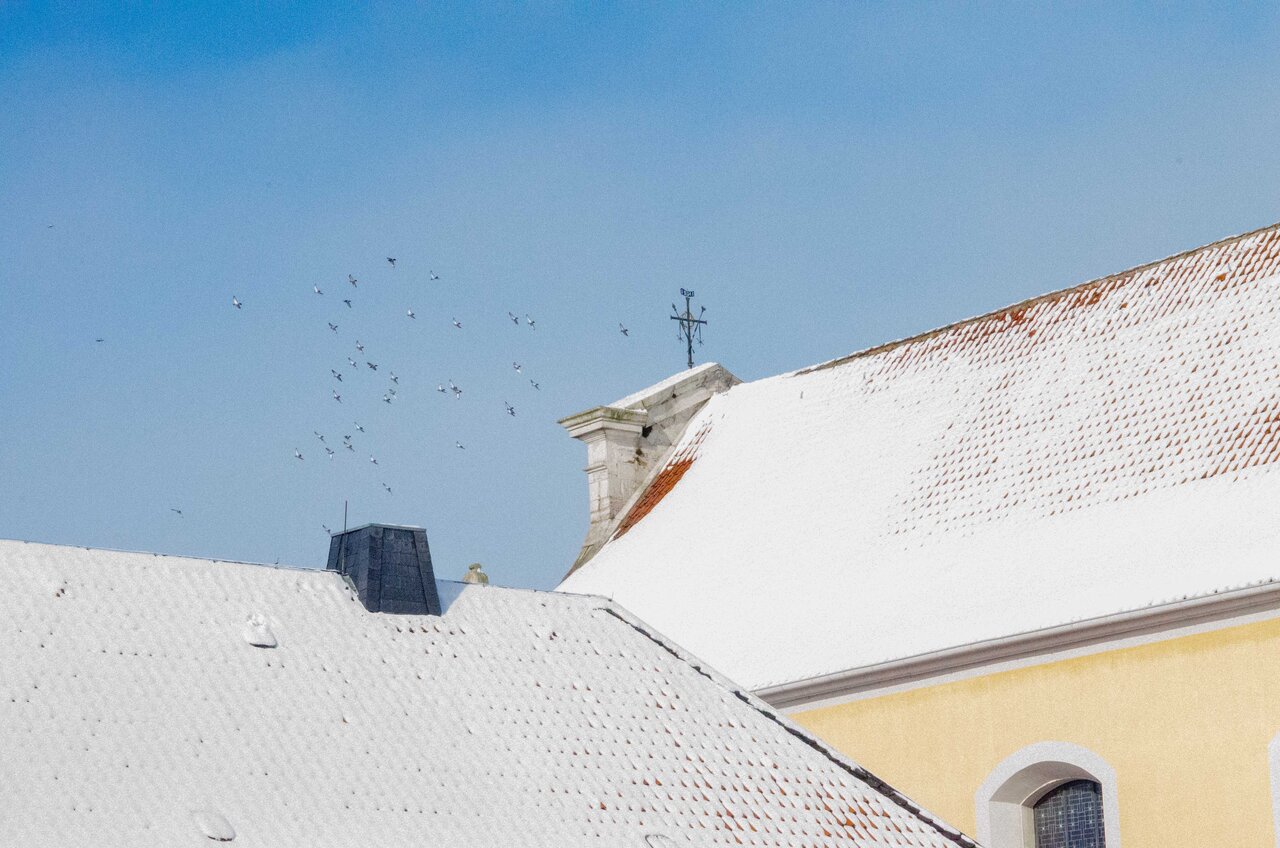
<box><xmin>0</xmin><ymin>538</ymin><xmax>970</xmax><ymax>847</ymax></box>
<box><xmin>560</xmin><ymin>222</ymin><xmax>1280</xmax><ymax>691</ymax></box>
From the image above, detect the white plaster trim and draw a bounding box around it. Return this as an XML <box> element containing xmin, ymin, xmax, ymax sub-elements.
<box><xmin>976</xmin><ymin>741</ymin><xmax>1119</xmax><ymax>848</ymax></box>
<box><xmin>759</xmin><ymin>579</ymin><xmax>1280</xmax><ymax>711</ymax></box>
<box><xmin>1268</xmin><ymin>732</ymin><xmax>1280</xmax><ymax>847</ymax></box>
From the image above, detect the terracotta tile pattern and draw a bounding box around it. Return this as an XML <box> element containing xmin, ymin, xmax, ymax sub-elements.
<box><xmin>614</xmin><ymin>420</ymin><xmax>712</xmax><ymax>540</ymax></box>
<box><xmin>843</xmin><ymin>223</ymin><xmax>1280</xmax><ymax>537</ymax></box>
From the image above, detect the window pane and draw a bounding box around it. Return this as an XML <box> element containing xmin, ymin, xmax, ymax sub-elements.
<box><xmin>1033</xmin><ymin>779</ymin><xmax>1105</xmax><ymax>848</ymax></box>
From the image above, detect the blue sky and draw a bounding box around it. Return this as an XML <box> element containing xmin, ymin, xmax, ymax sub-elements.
<box><xmin>4</xmin><ymin>3</ymin><xmax>1280</xmax><ymax>588</ymax></box>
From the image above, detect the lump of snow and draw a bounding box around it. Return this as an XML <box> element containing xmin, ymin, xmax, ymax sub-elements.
<box><xmin>192</xmin><ymin>809</ymin><xmax>235</xmax><ymax>841</ymax></box>
<box><xmin>242</xmin><ymin>614</ymin><xmax>277</xmax><ymax>649</ymax></box>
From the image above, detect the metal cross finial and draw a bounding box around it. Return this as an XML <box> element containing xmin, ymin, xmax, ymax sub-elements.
<box><xmin>669</xmin><ymin>288</ymin><xmax>708</xmax><ymax>369</ymax></box>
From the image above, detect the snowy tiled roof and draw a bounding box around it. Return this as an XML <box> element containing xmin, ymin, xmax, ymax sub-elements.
<box><xmin>560</xmin><ymin>222</ymin><xmax>1280</xmax><ymax>690</ymax></box>
<box><xmin>0</xmin><ymin>539</ymin><xmax>970</xmax><ymax>847</ymax></box>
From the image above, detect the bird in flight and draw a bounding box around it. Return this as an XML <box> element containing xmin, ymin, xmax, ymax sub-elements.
<box><xmin>382</xmin><ymin>394</ymin><xmax>393</xmax><ymax>404</ymax></box>
<box><xmin>436</xmin><ymin>384</ymin><xmax>446</xmax><ymax>394</ymax></box>
<box><xmin>170</xmin><ymin>508</ymin><xmax>183</xmax><ymax>517</ymax></box>
<box><xmin>322</xmin><ymin>524</ymin><xmax>332</xmax><ymax>535</ymax></box>
<box><xmin>294</xmin><ymin>449</ymin><xmax>304</xmax><ymax>460</ymax></box>
<box><xmin>348</xmin><ymin>275</ymin><xmax>358</xmax><ymax>287</ymax></box>
<box><xmin>512</xmin><ymin>362</ymin><xmax>522</xmax><ymax>373</ymax></box>
<box><xmin>313</xmin><ymin>285</ymin><xmax>323</xmax><ymax>295</ymax></box>
<box><xmin>382</xmin><ymin>483</ymin><xmax>393</xmax><ymax>494</ymax></box>
<box><xmin>430</xmin><ymin>271</ymin><xmax>440</xmax><ymax>280</ymax></box>
<box><xmin>390</xmin><ymin>372</ymin><xmax>399</xmax><ymax>384</ymax></box>
<box><xmin>314</xmin><ymin>431</ymin><xmax>326</xmax><ymax>443</ymax></box>
<box><xmin>452</xmin><ymin>318</ymin><xmax>462</xmax><ymax>329</ymax></box>
<box><xmin>343</xmin><ymin>299</ymin><xmax>352</xmax><ymax>308</ymax></box>
<box><xmin>366</xmin><ymin>361</ymin><xmax>378</xmax><ymax>371</ymax></box>
<box><xmin>407</xmin><ymin>308</ymin><xmax>415</xmax><ymax>319</ymax></box>
<box><xmin>332</xmin><ymin>390</ymin><xmax>342</xmax><ymax>403</ymax></box>
<box><xmin>325</xmin><ymin>447</ymin><xmax>335</xmax><ymax>459</ymax></box>
<box><xmin>331</xmin><ymin>370</ymin><xmax>343</xmax><ymax>381</ymax></box>
<box><xmin>354</xmin><ymin>422</ymin><xmax>365</xmax><ymax>433</ymax></box>
<box><xmin>328</xmin><ymin>323</ymin><xmax>339</xmax><ymax>333</ymax></box>
<box><xmin>530</xmin><ymin>379</ymin><xmax>540</xmax><ymax>390</ymax></box>
<box><xmin>355</xmin><ymin>340</ymin><xmax>365</xmax><ymax>352</ymax></box>
<box><xmin>508</xmin><ymin>311</ymin><xmax>520</xmax><ymax>325</ymax></box>
<box><xmin>347</xmin><ymin>357</ymin><xmax>358</xmax><ymax>369</ymax></box>
<box><xmin>455</xmin><ymin>441</ymin><xmax>465</xmax><ymax>450</ymax></box>
<box><xmin>232</xmin><ymin>296</ymin><xmax>242</xmax><ymax>309</ymax></box>
<box><xmin>95</xmin><ymin>338</ymin><xmax>104</xmax><ymax>343</ymax></box>
<box><xmin>369</xmin><ymin>455</ymin><xmax>378</xmax><ymax>465</ymax></box>
<box><xmin>619</xmin><ymin>323</ymin><xmax>629</xmax><ymax>336</ymax></box>
<box><xmin>387</xmin><ymin>257</ymin><xmax>396</xmax><ymax>268</ymax></box>
<box><xmin>505</xmin><ymin>402</ymin><xmax>516</xmax><ymax>417</ymax></box>
<box><xmin>387</xmin><ymin>387</ymin><xmax>397</xmax><ymax>397</ymax></box>
<box><xmin>448</xmin><ymin>380</ymin><xmax>461</xmax><ymax>398</ymax></box>
<box><xmin>525</xmin><ymin>314</ymin><xmax>536</xmax><ymax>329</ymax></box>
<box><xmin>345</xmin><ymin>442</ymin><xmax>355</xmax><ymax>452</ymax></box>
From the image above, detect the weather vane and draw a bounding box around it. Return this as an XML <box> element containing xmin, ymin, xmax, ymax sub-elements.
<box><xmin>670</xmin><ymin>288</ymin><xmax>708</xmax><ymax>370</ymax></box>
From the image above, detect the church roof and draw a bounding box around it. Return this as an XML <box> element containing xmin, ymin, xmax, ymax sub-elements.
<box><xmin>0</xmin><ymin>538</ymin><xmax>970</xmax><ymax>847</ymax></box>
<box><xmin>559</xmin><ymin>222</ymin><xmax>1280</xmax><ymax>691</ymax></box>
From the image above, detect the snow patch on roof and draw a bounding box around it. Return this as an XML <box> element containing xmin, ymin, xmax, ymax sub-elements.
<box><xmin>0</xmin><ymin>539</ymin><xmax>971</xmax><ymax>847</ymax></box>
<box><xmin>562</xmin><ymin>223</ymin><xmax>1280</xmax><ymax>690</ymax></box>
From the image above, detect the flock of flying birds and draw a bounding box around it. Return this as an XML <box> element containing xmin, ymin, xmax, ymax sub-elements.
<box><xmin>216</xmin><ymin>257</ymin><xmax>633</xmax><ymax>533</ymax></box>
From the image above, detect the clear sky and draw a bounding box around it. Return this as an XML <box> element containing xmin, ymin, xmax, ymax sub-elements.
<box><xmin>4</xmin><ymin>3</ymin><xmax>1280</xmax><ymax>589</ymax></box>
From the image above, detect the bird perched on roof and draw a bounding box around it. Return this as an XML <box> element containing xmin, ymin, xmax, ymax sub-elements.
<box><xmin>348</xmin><ymin>274</ymin><xmax>358</xmax><ymax>287</ymax></box>
<box><xmin>343</xmin><ymin>299</ymin><xmax>352</xmax><ymax>308</ymax></box>
<box><xmin>525</xmin><ymin>314</ymin><xmax>536</xmax><ymax>329</ymax></box>
<box><xmin>452</xmin><ymin>318</ymin><xmax>462</xmax><ymax>329</ymax></box>
<box><xmin>331</xmin><ymin>370</ymin><xmax>343</xmax><ymax>381</ymax></box>
<box><xmin>367</xmin><ymin>361</ymin><xmax>378</xmax><ymax>371</ymax></box>
<box><xmin>170</xmin><ymin>508</ymin><xmax>183</xmax><ymax>517</ymax></box>
<box><xmin>354</xmin><ymin>422</ymin><xmax>365</xmax><ymax>432</ymax></box>
<box><xmin>232</xmin><ymin>296</ymin><xmax>242</xmax><ymax>309</ymax></box>
<box><xmin>294</xmin><ymin>449</ymin><xmax>304</xmax><ymax>460</ymax></box>
<box><xmin>504</xmin><ymin>402</ymin><xmax>516</xmax><ymax>417</ymax></box>
<box><xmin>387</xmin><ymin>257</ymin><xmax>396</xmax><ymax>268</ymax></box>
<box><xmin>530</xmin><ymin>379</ymin><xmax>540</xmax><ymax>390</ymax></box>
<box><xmin>407</xmin><ymin>308</ymin><xmax>415</xmax><ymax>319</ymax></box>
<box><xmin>332</xmin><ymin>390</ymin><xmax>342</xmax><ymax>403</ymax></box>
<box><xmin>313</xmin><ymin>285</ymin><xmax>323</xmax><ymax>295</ymax></box>
<box><xmin>328</xmin><ymin>323</ymin><xmax>338</xmax><ymax>333</ymax></box>
<box><xmin>619</xmin><ymin>323</ymin><xmax>629</xmax><ymax>336</ymax></box>
<box><xmin>508</xmin><ymin>311</ymin><xmax>520</xmax><ymax>325</ymax></box>
<box><xmin>430</xmin><ymin>270</ymin><xmax>440</xmax><ymax>280</ymax></box>
<box><xmin>462</xmin><ymin>563</ymin><xmax>489</xmax><ymax>585</ymax></box>
<box><xmin>512</xmin><ymin>362</ymin><xmax>522</xmax><ymax>373</ymax></box>
<box><xmin>355</xmin><ymin>340</ymin><xmax>364</xmax><ymax>352</ymax></box>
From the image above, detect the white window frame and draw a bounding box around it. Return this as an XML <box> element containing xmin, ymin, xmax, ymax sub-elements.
<box><xmin>976</xmin><ymin>741</ymin><xmax>1120</xmax><ymax>848</ymax></box>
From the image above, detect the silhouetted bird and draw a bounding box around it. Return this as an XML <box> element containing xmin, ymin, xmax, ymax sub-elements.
<box><xmin>170</xmin><ymin>508</ymin><xmax>183</xmax><ymax>517</ymax></box>
<box><xmin>332</xmin><ymin>390</ymin><xmax>342</xmax><ymax>403</ymax></box>
<box><xmin>294</xmin><ymin>449</ymin><xmax>304</xmax><ymax>460</ymax></box>
<box><xmin>354</xmin><ymin>422</ymin><xmax>365</xmax><ymax>433</ymax></box>
<box><xmin>387</xmin><ymin>257</ymin><xmax>396</xmax><ymax>268</ymax></box>
<box><xmin>452</xmin><ymin>318</ymin><xmax>462</xmax><ymax>329</ymax></box>
<box><xmin>314</xmin><ymin>285</ymin><xmax>323</xmax><ymax>295</ymax></box>
<box><xmin>430</xmin><ymin>271</ymin><xmax>440</xmax><ymax>280</ymax></box>
<box><xmin>343</xmin><ymin>299</ymin><xmax>352</xmax><ymax>308</ymax></box>
<box><xmin>505</xmin><ymin>402</ymin><xmax>516</xmax><ymax>417</ymax></box>
<box><xmin>367</xmin><ymin>362</ymin><xmax>378</xmax><ymax>371</ymax></box>
<box><xmin>530</xmin><ymin>379</ymin><xmax>540</xmax><ymax>390</ymax></box>
<box><xmin>355</xmin><ymin>340</ymin><xmax>364</xmax><ymax>352</ymax></box>
<box><xmin>525</xmin><ymin>314</ymin><xmax>536</xmax><ymax>329</ymax></box>
<box><xmin>328</xmin><ymin>323</ymin><xmax>338</xmax><ymax>333</ymax></box>
<box><xmin>407</xmin><ymin>308</ymin><xmax>415</xmax><ymax>319</ymax></box>
<box><xmin>232</xmin><ymin>296</ymin><xmax>242</xmax><ymax>309</ymax></box>
<box><xmin>513</xmin><ymin>362</ymin><xmax>522</xmax><ymax>373</ymax></box>
<box><xmin>348</xmin><ymin>275</ymin><xmax>358</xmax><ymax>287</ymax></box>
<box><xmin>619</xmin><ymin>323</ymin><xmax>629</xmax><ymax>336</ymax></box>
<box><xmin>331</xmin><ymin>370</ymin><xmax>343</xmax><ymax>381</ymax></box>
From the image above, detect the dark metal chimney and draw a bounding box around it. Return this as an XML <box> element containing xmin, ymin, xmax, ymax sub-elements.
<box><xmin>325</xmin><ymin>523</ymin><xmax>442</xmax><ymax>615</ymax></box>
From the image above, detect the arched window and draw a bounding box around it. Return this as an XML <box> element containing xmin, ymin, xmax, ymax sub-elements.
<box><xmin>976</xmin><ymin>742</ymin><xmax>1119</xmax><ymax>848</ymax></box>
<box><xmin>1032</xmin><ymin>779</ymin><xmax>1106</xmax><ymax>848</ymax></box>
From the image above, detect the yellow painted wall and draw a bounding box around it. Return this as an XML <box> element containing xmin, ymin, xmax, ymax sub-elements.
<box><xmin>792</xmin><ymin>616</ymin><xmax>1280</xmax><ymax>847</ymax></box>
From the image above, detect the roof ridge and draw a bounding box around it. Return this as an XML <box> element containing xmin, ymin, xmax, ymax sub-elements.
<box><xmin>598</xmin><ymin>603</ymin><xmax>979</xmax><ymax>847</ymax></box>
<box><xmin>798</xmin><ymin>219</ymin><xmax>1280</xmax><ymax>376</ymax></box>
